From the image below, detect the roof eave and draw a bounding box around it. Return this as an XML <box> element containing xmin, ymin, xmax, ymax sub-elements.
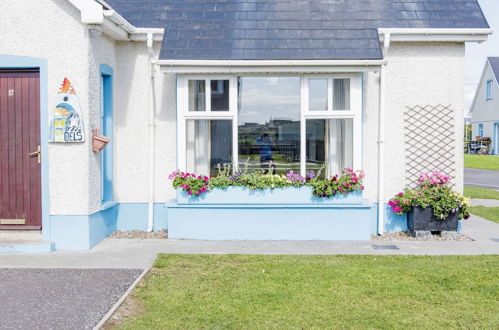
<box><xmin>157</xmin><ymin>59</ymin><xmax>386</xmax><ymax>73</ymax></box>
<box><xmin>378</xmin><ymin>28</ymin><xmax>493</xmax><ymax>43</ymax></box>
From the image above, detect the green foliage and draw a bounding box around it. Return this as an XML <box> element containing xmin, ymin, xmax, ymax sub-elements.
<box><xmin>170</xmin><ymin>167</ymin><xmax>364</xmax><ymax>198</ymax></box>
<box><xmin>118</xmin><ymin>254</ymin><xmax>499</xmax><ymax>329</ymax></box>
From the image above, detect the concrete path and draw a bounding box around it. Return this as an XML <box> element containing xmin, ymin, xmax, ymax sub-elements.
<box><xmin>0</xmin><ymin>269</ymin><xmax>141</xmax><ymax>330</ymax></box>
<box><xmin>0</xmin><ymin>215</ymin><xmax>498</xmax><ymax>271</ymax></box>
<box><xmin>464</xmin><ymin>168</ymin><xmax>499</xmax><ymax>190</ymax></box>
<box><xmin>472</xmin><ymin>198</ymin><xmax>499</xmax><ymax>207</ymax></box>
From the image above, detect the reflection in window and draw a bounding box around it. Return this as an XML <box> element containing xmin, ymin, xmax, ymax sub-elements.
<box><xmin>333</xmin><ymin>79</ymin><xmax>350</xmax><ymax>110</ymax></box>
<box><xmin>188</xmin><ymin>80</ymin><xmax>206</xmax><ymax>111</ymax></box>
<box><xmin>306</xmin><ymin>119</ymin><xmax>353</xmax><ymax>177</ymax></box>
<box><xmin>186</xmin><ymin>119</ymin><xmax>232</xmax><ymax>176</ymax></box>
<box><xmin>211</xmin><ymin>80</ymin><xmax>229</xmax><ymax>111</ymax></box>
<box><xmin>308</xmin><ymin>79</ymin><xmax>328</xmax><ymax>111</ymax></box>
<box><xmin>238</xmin><ymin>77</ymin><xmax>301</xmax><ymax>174</ymax></box>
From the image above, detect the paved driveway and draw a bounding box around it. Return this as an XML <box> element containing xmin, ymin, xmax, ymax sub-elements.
<box><xmin>0</xmin><ymin>269</ymin><xmax>141</xmax><ymax>330</ymax></box>
<box><xmin>464</xmin><ymin>168</ymin><xmax>499</xmax><ymax>190</ymax></box>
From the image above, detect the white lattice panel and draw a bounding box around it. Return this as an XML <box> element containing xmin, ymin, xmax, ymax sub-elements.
<box><xmin>404</xmin><ymin>104</ymin><xmax>456</xmax><ymax>188</ymax></box>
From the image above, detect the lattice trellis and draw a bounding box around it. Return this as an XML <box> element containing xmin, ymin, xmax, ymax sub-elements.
<box><xmin>404</xmin><ymin>104</ymin><xmax>456</xmax><ymax>188</ymax></box>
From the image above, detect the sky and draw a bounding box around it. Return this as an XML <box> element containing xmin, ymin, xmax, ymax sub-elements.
<box><xmin>465</xmin><ymin>0</ymin><xmax>499</xmax><ymax>112</ymax></box>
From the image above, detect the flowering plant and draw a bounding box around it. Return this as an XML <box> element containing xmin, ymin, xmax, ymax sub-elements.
<box><xmin>169</xmin><ymin>168</ymin><xmax>365</xmax><ymax>198</ymax></box>
<box><xmin>168</xmin><ymin>170</ymin><xmax>209</xmax><ymax>196</ymax></box>
<box><xmin>389</xmin><ymin>171</ymin><xmax>470</xmax><ymax>220</ymax></box>
<box><xmin>309</xmin><ymin>169</ymin><xmax>365</xmax><ymax>197</ymax></box>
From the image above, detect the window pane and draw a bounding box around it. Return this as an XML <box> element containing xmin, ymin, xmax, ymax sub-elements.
<box><xmin>211</xmin><ymin>80</ymin><xmax>230</xmax><ymax>111</ymax></box>
<box><xmin>238</xmin><ymin>77</ymin><xmax>300</xmax><ymax>174</ymax></box>
<box><xmin>308</xmin><ymin>79</ymin><xmax>328</xmax><ymax>111</ymax></box>
<box><xmin>306</xmin><ymin>119</ymin><xmax>353</xmax><ymax>178</ymax></box>
<box><xmin>186</xmin><ymin>119</ymin><xmax>232</xmax><ymax>176</ymax></box>
<box><xmin>188</xmin><ymin>80</ymin><xmax>206</xmax><ymax>111</ymax></box>
<box><xmin>333</xmin><ymin>79</ymin><xmax>350</xmax><ymax>110</ymax></box>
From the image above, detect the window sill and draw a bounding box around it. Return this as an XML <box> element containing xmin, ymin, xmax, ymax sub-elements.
<box><xmin>101</xmin><ymin>201</ymin><xmax>117</xmax><ymax>211</ymax></box>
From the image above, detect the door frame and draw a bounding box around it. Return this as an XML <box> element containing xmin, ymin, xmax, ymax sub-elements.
<box><xmin>0</xmin><ymin>54</ymin><xmax>49</xmax><ymax>239</ymax></box>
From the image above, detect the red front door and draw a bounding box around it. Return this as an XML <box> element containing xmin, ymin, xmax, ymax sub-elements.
<box><xmin>0</xmin><ymin>69</ymin><xmax>41</xmax><ymax>229</ymax></box>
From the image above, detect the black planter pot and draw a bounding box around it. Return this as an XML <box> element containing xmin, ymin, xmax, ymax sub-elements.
<box><xmin>407</xmin><ymin>206</ymin><xmax>459</xmax><ymax>233</ymax></box>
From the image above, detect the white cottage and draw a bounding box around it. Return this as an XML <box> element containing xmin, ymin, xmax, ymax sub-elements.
<box><xmin>0</xmin><ymin>0</ymin><xmax>492</xmax><ymax>251</ymax></box>
<box><xmin>470</xmin><ymin>57</ymin><xmax>499</xmax><ymax>154</ymax></box>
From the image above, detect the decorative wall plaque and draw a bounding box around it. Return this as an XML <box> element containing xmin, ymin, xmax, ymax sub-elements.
<box><xmin>50</xmin><ymin>78</ymin><xmax>85</xmax><ymax>142</ymax></box>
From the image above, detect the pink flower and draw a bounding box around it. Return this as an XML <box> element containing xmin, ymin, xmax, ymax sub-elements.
<box><xmin>403</xmin><ymin>199</ymin><xmax>409</xmax><ymax>204</ymax></box>
<box><xmin>187</xmin><ymin>190</ymin><xmax>192</xmax><ymax>195</ymax></box>
<box><xmin>392</xmin><ymin>206</ymin><xmax>403</xmax><ymax>213</ymax></box>
<box><xmin>360</xmin><ymin>185</ymin><xmax>365</xmax><ymax>190</ymax></box>
<box><xmin>204</xmin><ymin>176</ymin><xmax>209</xmax><ymax>182</ymax></box>
<box><xmin>196</xmin><ymin>191</ymin><xmax>201</xmax><ymax>196</ymax></box>
<box><xmin>168</xmin><ymin>170</ymin><xmax>180</xmax><ymax>180</ymax></box>
<box><xmin>185</xmin><ymin>185</ymin><xmax>190</xmax><ymax>190</ymax></box>
<box><xmin>392</xmin><ymin>200</ymin><xmax>399</xmax><ymax>205</ymax></box>
<box><xmin>388</xmin><ymin>201</ymin><xmax>395</xmax><ymax>207</ymax></box>
<box><xmin>398</xmin><ymin>192</ymin><xmax>404</xmax><ymax>196</ymax></box>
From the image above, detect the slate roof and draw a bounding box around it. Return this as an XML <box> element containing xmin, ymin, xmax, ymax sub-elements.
<box><xmin>103</xmin><ymin>0</ymin><xmax>489</xmax><ymax>61</ymax></box>
<box><xmin>488</xmin><ymin>57</ymin><xmax>499</xmax><ymax>82</ymax></box>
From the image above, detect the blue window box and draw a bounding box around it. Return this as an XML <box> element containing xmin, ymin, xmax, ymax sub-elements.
<box><xmin>176</xmin><ymin>186</ymin><xmax>364</xmax><ymax>205</ymax></box>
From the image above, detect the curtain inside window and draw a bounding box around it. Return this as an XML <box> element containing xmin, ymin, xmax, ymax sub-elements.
<box><xmin>333</xmin><ymin>79</ymin><xmax>350</xmax><ymax>110</ymax></box>
<box><xmin>186</xmin><ymin>120</ymin><xmax>232</xmax><ymax>176</ymax></box>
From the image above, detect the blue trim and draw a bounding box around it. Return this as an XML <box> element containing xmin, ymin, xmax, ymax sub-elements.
<box><xmin>49</xmin><ymin>203</ymin><xmax>167</xmax><ymax>250</ymax></box>
<box><xmin>478</xmin><ymin>123</ymin><xmax>484</xmax><ymax>138</ymax></box>
<box><xmin>383</xmin><ymin>204</ymin><xmax>408</xmax><ymax>232</ymax></box>
<box><xmin>486</xmin><ymin>79</ymin><xmax>493</xmax><ymax>100</ymax></box>
<box><xmin>494</xmin><ymin>122</ymin><xmax>499</xmax><ymax>155</ymax></box>
<box><xmin>0</xmin><ymin>54</ymin><xmax>50</xmax><ymax>240</ymax></box>
<box><xmin>100</xmin><ymin>64</ymin><xmax>114</xmax><ymax>206</ymax></box>
<box><xmin>116</xmin><ymin>203</ymin><xmax>168</xmax><ymax>231</ymax></box>
<box><xmin>0</xmin><ymin>242</ymin><xmax>54</xmax><ymax>253</ymax></box>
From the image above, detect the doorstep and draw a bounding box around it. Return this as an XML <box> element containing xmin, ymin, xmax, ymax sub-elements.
<box><xmin>0</xmin><ymin>230</ymin><xmax>54</xmax><ymax>253</ymax></box>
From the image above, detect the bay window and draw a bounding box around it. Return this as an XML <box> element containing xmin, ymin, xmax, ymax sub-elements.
<box><xmin>178</xmin><ymin>74</ymin><xmax>361</xmax><ymax>177</ymax></box>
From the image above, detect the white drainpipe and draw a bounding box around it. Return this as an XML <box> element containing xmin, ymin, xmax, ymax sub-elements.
<box><xmin>147</xmin><ymin>33</ymin><xmax>156</xmax><ymax>232</ymax></box>
<box><xmin>377</xmin><ymin>33</ymin><xmax>390</xmax><ymax>235</ymax></box>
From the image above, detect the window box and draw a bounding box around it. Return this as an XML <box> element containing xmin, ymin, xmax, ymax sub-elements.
<box><xmin>176</xmin><ymin>186</ymin><xmax>364</xmax><ymax>205</ymax></box>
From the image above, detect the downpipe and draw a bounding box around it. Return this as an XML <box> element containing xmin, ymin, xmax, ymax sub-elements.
<box><xmin>147</xmin><ymin>33</ymin><xmax>156</xmax><ymax>232</ymax></box>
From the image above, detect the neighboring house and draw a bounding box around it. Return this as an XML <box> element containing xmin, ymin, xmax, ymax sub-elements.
<box><xmin>0</xmin><ymin>0</ymin><xmax>492</xmax><ymax>251</ymax></box>
<box><xmin>470</xmin><ymin>57</ymin><xmax>499</xmax><ymax>154</ymax></box>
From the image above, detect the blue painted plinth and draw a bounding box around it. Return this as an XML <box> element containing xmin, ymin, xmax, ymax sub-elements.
<box><xmin>168</xmin><ymin>203</ymin><xmax>375</xmax><ymax>240</ymax></box>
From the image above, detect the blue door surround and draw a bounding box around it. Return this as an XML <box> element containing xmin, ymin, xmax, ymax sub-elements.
<box><xmin>0</xmin><ymin>54</ymin><xmax>50</xmax><ymax>240</ymax></box>
<box><xmin>100</xmin><ymin>64</ymin><xmax>115</xmax><ymax>208</ymax></box>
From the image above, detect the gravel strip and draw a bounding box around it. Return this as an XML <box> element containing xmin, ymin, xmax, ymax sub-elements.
<box><xmin>372</xmin><ymin>231</ymin><xmax>472</xmax><ymax>241</ymax></box>
<box><xmin>0</xmin><ymin>268</ymin><xmax>142</xmax><ymax>330</ymax></box>
<box><xmin>109</xmin><ymin>230</ymin><xmax>168</xmax><ymax>239</ymax></box>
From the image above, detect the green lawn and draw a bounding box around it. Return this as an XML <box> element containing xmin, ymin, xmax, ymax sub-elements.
<box><xmin>116</xmin><ymin>255</ymin><xmax>499</xmax><ymax>329</ymax></box>
<box><xmin>464</xmin><ymin>186</ymin><xmax>499</xmax><ymax>200</ymax></box>
<box><xmin>464</xmin><ymin>154</ymin><xmax>499</xmax><ymax>171</ymax></box>
<box><xmin>469</xmin><ymin>206</ymin><xmax>499</xmax><ymax>224</ymax></box>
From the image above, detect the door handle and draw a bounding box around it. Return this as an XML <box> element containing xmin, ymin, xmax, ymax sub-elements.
<box><xmin>29</xmin><ymin>145</ymin><xmax>41</xmax><ymax>164</ymax></box>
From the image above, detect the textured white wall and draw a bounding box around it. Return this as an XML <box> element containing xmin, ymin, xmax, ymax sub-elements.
<box><xmin>382</xmin><ymin>42</ymin><xmax>465</xmax><ymax>196</ymax></box>
<box><xmin>0</xmin><ymin>0</ymin><xmax>93</xmax><ymax>215</ymax></box>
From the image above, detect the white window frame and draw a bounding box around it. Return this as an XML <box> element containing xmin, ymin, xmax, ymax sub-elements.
<box><xmin>177</xmin><ymin>73</ymin><xmax>362</xmax><ymax>176</ymax></box>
